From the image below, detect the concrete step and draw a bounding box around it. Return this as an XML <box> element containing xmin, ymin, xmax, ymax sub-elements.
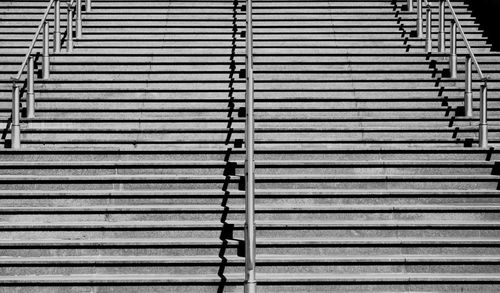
<box><xmin>0</xmin><ymin>188</ymin><xmax>499</xmax><ymax>206</ymax></box>
<box><xmin>0</xmin><ymin>159</ymin><xmax>495</xmax><ymax>176</ymax></box>
<box><xmin>0</xmin><ymin>146</ymin><xmax>498</xmax><ymax>160</ymax></box>
<box><xmin>0</xmin><ymin>254</ymin><xmax>498</xmax><ymax>275</ymax></box>
<box><xmin>1</xmin><ymin>203</ymin><xmax>499</xmax><ymax>222</ymax></box>
<box><xmin>0</xmin><ymin>219</ymin><xmax>498</xmax><ymax>237</ymax></box>
<box><xmin>0</xmin><ymin>174</ymin><xmax>496</xmax><ymax>190</ymax></box>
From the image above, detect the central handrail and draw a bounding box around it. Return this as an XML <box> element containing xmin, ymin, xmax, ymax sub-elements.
<box><xmin>12</xmin><ymin>0</ymin><xmax>56</xmax><ymax>81</ymax></box>
<box><xmin>244</xmin><ymin>0</ymin><xmax>257</xmax><ymax>291</ymax></box>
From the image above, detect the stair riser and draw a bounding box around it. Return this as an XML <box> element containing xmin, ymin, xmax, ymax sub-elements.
<box><xmin>2</xmin><ymin>72</ymin><xmax>494</xmax><ymax>81</ymax></box>
<box><xmin>2</xmin><ymin>211</ymin><xmax>499</xmax><ymax>222</ymax></box>
<box><xmin>1</xmin><ymin>228</ymin><xmax>499</xmax><ymax>239</ymax></box>
<box><xmin>1</xmin><ymin>264</ymin><xmax>499</xmax><ymax>275</ymax></box>
<box><xmin>5</xmin><ymin>63</ymin><xmax>500</xmax><ymax>72</ymax></box>
<box><xmin>17</xmin><ymin>131</ymin><xmax>483</xmax><ymax>141</ymax></box>
<box><xmin>1</xmin><ymin>246</ymin><xmax>498</xmax><ymax>258</ymax></box>
<box><xmin>0</xmin><ymin>166</ymin><xmax>492</xmax><ymax>176</ymax></box>
<box><xmin>0</xmin><ymin>181</ymin><xmax>496</xmax><ymax>190</ymax></box>
<box><xmin>18</xmin><ymin>121</ymin><xmax>484</xmax><ymax>129</ymax></box>
<box><xmin>1</xmin><ymin>150</ymin><xmax>498</xmax><ymax>161</ymax></box>
<box><xmin>2</xmin><ymin>197</ymin><xmax>499</xmax><ymax>207</ymax></box>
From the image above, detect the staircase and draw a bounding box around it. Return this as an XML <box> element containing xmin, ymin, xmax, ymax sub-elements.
<box><xmin>0</xmin><ymin>0</ymin><xmax>500</xmax><ymax>292</ymax></box>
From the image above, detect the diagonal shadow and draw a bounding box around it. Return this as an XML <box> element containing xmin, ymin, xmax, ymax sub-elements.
<box><xmin>217</xmin><ymin>0</ymin><xmax>241</xmax><ymax>291</ymax></box>
<box><xmin>390</xmin><ymin>0</ymin><xmax>470</xmax><ymax>145</ymax></box>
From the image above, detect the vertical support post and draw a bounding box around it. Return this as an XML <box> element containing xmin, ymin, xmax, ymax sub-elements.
<box><xmin>76</xmin><ymin>0</ymin><xmax>82</xmax><ymax>38</ymax></box>
<box><xmin>244</xmin><ymin>0</ymin><xmax>256</xmax><ymax>291</ymax></box>
<box><xmin>11</xmin><ymin>84</ymin><xmax>20</xmax><ymax>149</ymax></box>
<box><xmin>67</xmin><ymin>1</ymin><xmax>74</xmax><ymax>52</ymax></box>
<box><xmin>464</xmin><ymin>55</ymin><xmax>473</xmax><ymax>117</ymax></box>
<box><xmin>416</xmin><ymin>0</ymin><xmax>422</xmax><ymax>38</ymax></box>
<box><xmin>27</xmin><ymin>56</ymin><xmax>35</xmax><ymax>119</ymax></box>
<box><xmin>449</xmin><ymin>20</ymin><xmax>457</xmax><ymax>79</ymax></box>
<box><xmin>479</xmin><ymin>81</ymin><xmax>488</xmax><ymax>148</ymax></box>
<box><xmin>54</xmin><ymin>0</ymin><xmax>61</xmax><ymax>53</ymax></box>
<box><xmin>85</xmin><ymin>0</ymin><xmax>91</xmax><ymax>12</ymax></box>
<box><xmin>407</xmin><ymin>0</ymin><xmax>414</xmax><ymax>12</ymax></box>
<box><xmin>425</xmin><ymin>6</ymin><xmax>432</xmax><ymax>53</ymax></box>
<box><xmin>438</xmin><ymin>0</ymin><xmax>445</xmax><ymax>52</ymax></box>
<box><xmin>43</xmin><ymin>21</ymin><xmax>50</xmax><ymax>79</ymax></box>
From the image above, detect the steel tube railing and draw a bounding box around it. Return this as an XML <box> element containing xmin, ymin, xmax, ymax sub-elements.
<box><xmin>443</xmin><ymin>0</ymin><xmax>488</xmax><ymax>146</ymax></box>
<box><xmin>480</xmin><ymin>82</ymin><xmax>488</xmax><ymax>148</ymax></box>
<box><xmin>43</xmin><ymin>22</ymin><xmax>50</xmax><ymax>79</ymax></box>
<box><xmin>444</xmin><ymin>0</ymin><xmax>484</xmax><ymax>78</ymax></box>
<box><xmin>425</xmin><ymin>5</ymin><xmax>432</xmax><ymax>52</ymax></box>
<box><xmin>13</xmin><ymin>0</ymin><xmax>56</xmax><ymax>81</ymax></box>
<box><xmin>76</xmin><ymin>0</ymin><xmax>82</xmax><ymax>38</ymax></box>
<box><xmin>438</xmin><ymin>0</ymin><xmax>445</xmax><ymax>52</ymax></box>
<box><xmin>67</xmin><ymin>0</ymin><xmax>74</xmax><ymax>52</ymax></box>
<box><xmin>10</xmin><ymin>0</ymin><xmax>88</xmax><ymax>149</ymax></box>
<box><xmin>464</xmin><ymin>55</ymin><xmax>473</xmax><ymax>117</ymax></box>
<box><xmin>413</xmin><ymin>0</ymin><xmax>489</xmax><ymax>147</ymax></box>
<box><xmin>417</xmin><ymin>0</ymin><xmax>423</xmax><ymax>38</ymax></box>
<box><xmin>244</xmin><ymin>0</ymin><xmax>256</xmax><ymax>291</ymax></box>
<box><xmin>86</xmin><ymin>0</ymin><xmax>91</xmax><ymax>12</ymax></box>
<box><xmin>54</xmin><ymin>0</ymin><xmax>61</xmax><ymax>53</ymax></box>
<box><xmin>449</xmin><ymin>20</ymin><xmax>457</xmax><ymax>78</ymax></box>
<box><xmin>11</xmin><ymin>85</ymin><xmax>20</xmax><ymax>149</ymax></box>
<box><xmin>407</xmin><ymin>0</ymin><xmax>414</xmax><ymax>12</ymax></box>
<box><xmin>27</xmin><ymin>56</ymin><xmax>35</xmax><ymax>119</ymax></box>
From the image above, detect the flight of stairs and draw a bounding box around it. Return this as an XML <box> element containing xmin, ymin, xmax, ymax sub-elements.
<box><xmin>0</xmin><ymin>0</ymin><xmax>499</xmax><ymax>292</ymax></box>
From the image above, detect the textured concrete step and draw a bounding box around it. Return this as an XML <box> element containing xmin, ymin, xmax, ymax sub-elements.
<box><xmin>0</xmin><ymin>159</ymin><xmax>495</xmax><ymax>176</ymax></box>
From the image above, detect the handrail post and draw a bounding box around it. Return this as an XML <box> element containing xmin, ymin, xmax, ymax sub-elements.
<box><xmin>464</xmin><ymin>55</ymin><xmax>473</xmax><ymax>117</ymax></box>
<box><xmin>407</xmin><ymin>0</ymin><xmax>414</xmax><ymax>12</ymax></box>
<box><xmin>67</xmin><ymin>0</ymin><xmax>74</xmax><ymax>52</ymax></box>
<box><xmin>449</xmin><ymin>19</ymin><xmax>457</xmax><ymax>79</ymax></box>
<box><xmin>244</xmin><ymin>0</ymin><xmax>256</xmax><ymax>291</ymax></box>
<box><xmin>479</xmin><ymin>80</ymin><xmax>488</xmax><ymax>148</ymax></box>
<box><xmin>43</xmin><ymin>21</ymin><xmax>50</xmax><ymax>79</ymax></box>
<box><xmin>27</xmin><ymin>56</ymin><xmax>35</xmax><ymax>118</ymax></box>
<box><xmin>417</xmin><ymin>0</ymin><xmax>422</xmax><ymax>38</ymax></box>
<box><xmin>85</xmin><ymin>0</ymin><xmax>91</xmax><ymax>12</ymax></box>
<box><xmin>54</xmin><ymin>0</ymin><xmax>61</xmax><ymax>53</ymax></box>
<box><xmin>438</xmin><ymin>0</ymin><xmax>445</xmax><ymax>52</ymax></box>
<box><xmin>11</xmin><ymin>84</ymin><xmax>21</xmax><ymax>149</ymax></box>
<box><xmin>76</xmin><ymin>0</ymin><xmax>82</xmax><ymax>38</ymax></box>
<box><xmin>425</xmin><ymin>6</ymin><xmax>432</xmax><ymax>52</ymax></box>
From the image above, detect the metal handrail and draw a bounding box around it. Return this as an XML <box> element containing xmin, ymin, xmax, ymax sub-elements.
<box><xmin>411</xmin><ymin>0</ymin><xmax>489</xmax><ymax>148</ymax></box>
<box><xmin>10</xmin><ymin>0</ymin><xmax>87</xmax><ymax>149</ymax></box>
<box><xmin>444</xmin><ymin>0</ymin><xmax>484</xmax><ymax>79</ymax></box>
<box><xmin>12</xmin><ymin>0</ymin><xmax>56</xmax><ymax>81</ymax></box>
<box><xmin>244</xmin><ymin>0</ymin><xmax>257</xmax><ymax>291</ymax></box>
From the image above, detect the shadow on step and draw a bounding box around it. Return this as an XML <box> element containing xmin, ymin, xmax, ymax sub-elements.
<box><xmin>217</xmin><ymin>1</ymin><xmax>243</xmax><ymax>292</ymax></box>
